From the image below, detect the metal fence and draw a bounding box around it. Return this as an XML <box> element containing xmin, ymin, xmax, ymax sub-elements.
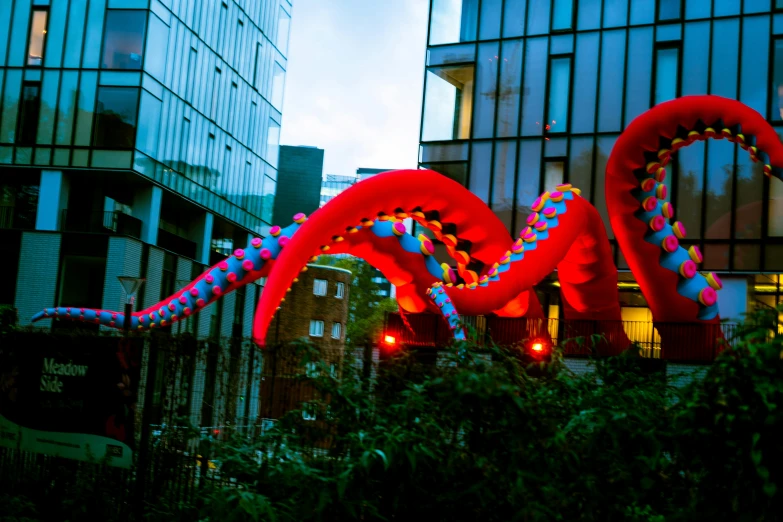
<box><xmin>0</xmin><ymin>331</ymin><xmax>344</xmax><ymax>519</ymax></box>
<box><xmin>383</xmin><ymin>313</ymin><xmax>764</xmax><ymax>362</ymax></box>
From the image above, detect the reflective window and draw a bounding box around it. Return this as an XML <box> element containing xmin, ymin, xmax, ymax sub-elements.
<box><xmin>603</xmin><ymin>0</ymin><xmax>628</xmax><ymax>27</ymax></box>
<box><xmin>543</xmin><ymin>160</ymin><xmax>565</xmax><ymax>192</ymax></box>
<box><xmin>521</xmin><ymin>38</ymin><xmax>547</xmax><ymax>135</ymax></box>
<box><xmin>272</xmin><ymin>62</ymin><xmax>285</xmax><ymax>110</ymax></box>
<box><xmin>552</xmin><ymin>0</ymin><xmax>574</xmax><ymax>31</ymax></box>
<box><xmin>331</xmin><ymin>322</ymin><xmax>342</xmax><ymax>339</ymax></box>
<box><xmin>515</xmin><ymin>140</ymin><xmax>541</xmax><ymax>236</ymax></box>
<box><xmin>658</xmin><ymin>0</ymin><xmax>681</xmax><ymax>21</ymax></box>
<box><xmin>277</xmin><ymin>8</ymin><xmax>291</xmax><ymax>54</ymax></box>
<box><xmin>674</xmin><ymin>141</ymin><xmax>705</xmax><ymax>239</ymax></box>
<box><xmin>771</xmin><ymin>39</ymin><xmax>783</xmax><ymax>121</ymax></box>
<box><xmin>526</xmin><ymin>0</ymin><xmax>551</xmax><ymax>35</ymax></box>
<box><xmin>547</xmin><ymin>57</ymin><xmax>571</xmax><ymax>133</ymax></box>
<box><xmin>92</xmin><ymin>87</ymin><xmax>140</xmax><ymax>149</ymax></box>
<box><xmin>313</xmin><ymin>279</ymin><xmax>327</xmax><ymax>296</ymax></box>
<box><xmin>421</xmin><ymin>65</ymin><xmax>474</xmax><ymax>141</ymax></box>
<box><xmin>597</xmin><ymin>30</ymin><xmax>625</xmax><ymax>132</ymax></box>
<box><xmin>17</xmin><ymin>83</ymin><xmax>40</xmax><ymax>146</ymax></box>
<box><xmin>27</xmin><ymin>9</ymin><xmax>48</xmax><ymax>66</ymax></box>
<box><xmin>734</xmin><ymin>152</ymin><xmax>763</xmax><ymax>241</ymax></box>
<box><xmin>266</xmin><ymin>119</ymin><xmax>280</xmax><ymax>167</ymax></box>
<box><xmin>714</xmin><ymin>0</ymin><xmax>740</xmax><ymax>17</ymax></box>
<box><xmin>740</xmin><ymin>16</ymin><xmax>769</xmax><ymax>116</ymax></box>
<box><xmin>145</xmin><ymin>13</ymin><xmax>168</xmax><ymax>81</ymax></box>
<box><xmin>625</xmin><ymin>27</ymin><xmax>653</xmax><ymax>124</ymax></box>
<box><xmin>101</xmin><ymin>10</ymin><xmax>146</xmax><ymax>70</ymax></box>
<box><xmin>492</xmin><ymin>140</ymin><xmax>516</xmax><ymax>230</ymax></box>
<box><xmin>770</xmin><ymin>172</ymin><xmax>783</xmax><ymax>237</ymax></box>
<box><xmin>479</xmin><ymin>0</ymin><xmax>502</xmax><ymax>39</ymax></box>
<box><xmin>569</xmin><ymin>137</ymin><xmax>594</xmax><ymax>201</ymax></box>
<box><xmin>469</xmin><ymin>142</ymin><xmax>491</xmax><ymax>203</ymax></box>
<box><xmin>704</xmin><ymin>141</ymin><xmax>734</xmax><ymax>239</ymax></box>
<box><xmin>572</xmin><ymin>33</ymin><xmax>599</xmax><ymax>133</ymax></box>
<box><xmin>309</xmin><ymin>320</ymin><xmax>324</xmax><ymax>337</ymax></box>
<box><xmin>682</xmin><ymin>22</ymin><xmax>709</xmax><ymax>96</ymax></box>
<box><xmin>429</xmin><ymin>0</ymin><xmax>478</xmax><ymax>45</ymax></box>
<box><xmin>473</xmin><ymin>43</ymin><xmax>498</xmax><ymax>139</ymax></box>
<box><xmin>502</xmin><ymin>0</ymin><xmax>526</xmax><ymax>37</ymax></box>
<box><xmin>577</xmin><ymin>0</ymin><xmax>601</xmax><ymax>30</ymax></box>
<box><xmin>654</xmin><ymin>46</ymin><xmax>679</xmax><ymax>105</ymax></box>
<box><xmin>497</xmin><ymin>40</ymin><xmax>523</xmax><ymax>137</ymax></box>
<box><xmin>710</xmin><ymin>20</ymin><xmax>739</xmax><ymax>99</ymax></box>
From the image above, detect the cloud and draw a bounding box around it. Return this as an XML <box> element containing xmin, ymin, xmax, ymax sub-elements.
<box><xmin>280</xmin><ymin>0</ymin><xmax>428</xmax><ymax>175</ymax></box>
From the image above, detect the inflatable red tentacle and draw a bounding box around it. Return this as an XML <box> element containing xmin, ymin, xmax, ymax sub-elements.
<box><xmin>253</xmin><ymin>171</ymin><xmax>623</xmax><ymax>346</ymax></box>
<box><xmin>607</xmin><ymin>96</ymin><xmax>783</xmax><ymax>345</ymax></box>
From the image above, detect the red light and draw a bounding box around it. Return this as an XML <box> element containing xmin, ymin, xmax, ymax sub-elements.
<box><xmin>384</xmin><ymin>335</ymin><xmax>396</xmax><ymax>344</ymax></box>
<box><xmin>213</xmin><ymin>429</ymin><xmax>220</xmax><ymax>434</ymax></box>
<box><xmin>531</xmin><ymin>343</ymin><xmax>543</xmax><ymax>352</ymax></box>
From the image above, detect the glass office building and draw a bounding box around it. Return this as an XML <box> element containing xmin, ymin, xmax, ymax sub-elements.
<box><xmin>1</xmin><ymin>0</ymin><xmax>291</xmax><ymax>337</ymax></box>
<box><xmin>419</xmin><ymin>0</ymin><xmax>783</xmax><ymax>321</ymax></box>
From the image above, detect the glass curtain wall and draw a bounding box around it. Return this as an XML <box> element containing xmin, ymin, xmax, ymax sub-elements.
<box><xmin>420</xmin><ymin>0</ymin><xmax>783</xmax><ymax>273</ymax></box>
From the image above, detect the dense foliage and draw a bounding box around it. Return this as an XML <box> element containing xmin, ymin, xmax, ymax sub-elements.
<box><xmin>197</xmin><ymin>309</ymin><xmax>783</xmax><ymax>522</ymax></box>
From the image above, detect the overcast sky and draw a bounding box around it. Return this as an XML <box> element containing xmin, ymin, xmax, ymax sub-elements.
<box><xmin>279</xmin><ymin>0</ymin><xmax>429</xmax><ymax>176</ymax></box>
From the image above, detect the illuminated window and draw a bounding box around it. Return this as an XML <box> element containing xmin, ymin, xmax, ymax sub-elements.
<box><xmin>27</xmin><ymin>9</ymin><xmax>48</xmax><ymax>66</ymax></box>
<box><xmin>101</xmin><ymin>10</ymin><xmax>146</xmax><ymax>70</ymax></box>
<box><xmin>422</xmin><ymin>65</ymin><xmax>475</xmax><ymax>141</ymax></box>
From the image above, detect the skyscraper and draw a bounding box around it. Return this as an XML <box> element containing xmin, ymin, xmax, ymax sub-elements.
<box><xmin>419</xmin><ymin>0</ymin><xmax>783</xmax><ymax>323</ymax></box>
<box><xmin>1</xmin><ymin>0</ymin><xmax>292</xmax><ymax>338</ymax></box>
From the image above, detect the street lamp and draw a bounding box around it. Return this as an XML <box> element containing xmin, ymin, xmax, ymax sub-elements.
<box><xmin>117</xmin><ymin>276</ymin><xmax>145</xmax><ymax>334</ymax></box>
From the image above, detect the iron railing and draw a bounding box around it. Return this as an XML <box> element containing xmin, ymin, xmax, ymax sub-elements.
<box><xmin>383</xmin><ymin>313</ymin><xmax>765</xmax><ymax>362</ymax></box>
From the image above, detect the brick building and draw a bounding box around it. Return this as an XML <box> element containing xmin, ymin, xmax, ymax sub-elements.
<box><xmin>260</xmin><ymin>264</ymin><xmax>351</xmax><ymax>419</ymax></box>
<box><xmin>272</xmin><ymin>145</ymin><xmax>325</xmax><ymax>226</ymax></box>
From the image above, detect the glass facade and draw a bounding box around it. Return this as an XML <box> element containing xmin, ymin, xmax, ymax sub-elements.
<box><xmin>420</xmin><ymin>0</ymin><xmax>783</xmax><ymax>274</ymax></box>
<box><xmin>0</xmin><ymin>0</ymin><xmax>292</xmax><ymax>233</ymax></box>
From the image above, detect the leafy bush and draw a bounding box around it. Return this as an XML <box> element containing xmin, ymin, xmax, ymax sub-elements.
<box><xmin>200</xmin><ymin>309</ymin><xmax>783</xmax><ymax>522</ymax></box>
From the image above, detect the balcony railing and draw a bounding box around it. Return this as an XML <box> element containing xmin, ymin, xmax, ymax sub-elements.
<box><xmin>60</xmin><ymin>210</ymin><xmax>142</xmax><ymax>239</ymax></box>
<box><xmin>0</xmin><ymin>204</ymin><xmax>36</xmax><ymax>230</ymax></box>
<box><xmin>383</xmin><ymin>313</ymin><xmax>768</xmax><ymax>363</ymax></box>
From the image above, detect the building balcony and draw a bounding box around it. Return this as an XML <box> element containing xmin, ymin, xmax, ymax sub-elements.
<box><xmin>60</xmin><ymin>209</ymin><xmax>142</xmax><ymax>239</ymax></box>
<box><xmin>383</xmin><ymin>313</ymin><xmax>759</xmax><ymax>363</ymax></box>
<box><xmin>0</xmin><ymin>204</ymin><xmax>36</xmax><ymax>230</ymax></box>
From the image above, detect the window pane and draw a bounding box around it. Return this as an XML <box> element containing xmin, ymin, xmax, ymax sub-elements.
<box><xmin>272</xmin><ymin>63</ymin><xmax>285</xmax><ymax>110</ymax></box>
<box><xmin>682</xmin><ymin>22</ymin><xmax>710</xmax><ymax>96</ymax></box>
<box><xmin>543</xmin><ymin>160</ymin><xmax>564</xmax><ymax>192</ymax></box>
<box><xmin>624</xmin><ymin>28</ymin><xmax>653</xmax><ymax>125</ymax></box>
<box><xmin>479</xmin><ymin>0</ymin><xmax>501</xmax><ymax>39</ymax></box>
<box><xmin>27</xmin><ymin>9</ymin><xmax>48</xmax><ymax>66</ymax></box>
<box><xmin>145</xmin><ymin>14</ymin><xmax>169</xmax><ymax>81</ymax></box>
<box><xmin>93</xmin><ymin>87</ymin><xmax>140</xmax><ymax>149</ymax></box>
<box><xmin>578</xmin><ymin>0</ymin><xmax>601</xmax><ymax>30</ymax></box>
<box><xmin>675</xmin><ymin>141</ymin><xmax>704</xmax><ymax>240</ymax></box>
<box><xmin>770</xmin><ymin>40</ymin><xmax>783</xmax><ymax>121</ymax></box>
<box><xmin>658</xmin><ymin>0</ymin><xmax>681</xmax><ymax>20</ymax></box>
<box><xmin>430</xmin><ymin>0</ymin><xmax>478</xmax><ymax>45</ymax></box>
<box><xmin>704</xmin><ymin>141</ymin><xmax>734</xmax><ymax>239</ymax></box>
<box><xmin>654</xmin><ymin>47</ymin><xmax>679</xmax><ymax>105</ymax></box>
<box><xmin>572</xmin><ymin>33</ymin><xmax>599</xmax><ymax>133</ymax></box>
<box><xmin>421</xmin><ymin>65</ymin><xmax>474</xmax><ymax>141</ymax></box>
<box><xmin>597</xmin><ymin>30</ymin><xmax>625</xmax><ymax>132</ymax></box>
<box><xmin>497</xmin><ymin>40</ymin><xmax>523</xmax><ymax>137</ymax></box>
<box><xmin>741</xmin><ymin>16</ymin><xmax>769</xmax><ymax>115</ymax></box>
<box><xmin>469</xmin><ymin>142</ymin><xmax>491</xmax><ymax>203</ymax></box>
<box><xmin>101</xmin><ymin>10</ymin><xmax>146</xmax><ymax>70</ymax></box>
<box><xmin>266</xmin><ymin>119</ymin><xmax>280</xmax><ymax>167</ymax></box>
<box><xmin>473</xmin><ymin>43</ymin><xmax>498</xmax><ymax>139</ymax></box>
<box><xmin>710</xmin><ymin>19</ymin><xmax>739</xmax><ymax>99</ymax></box>
<box><xmin>503</xmin><ymin>0</ymin><xmax>526</xmax><ymax>38</ymax></box>
<box><xmin>515</xmin><ymin>140</ymin><xmax>541</xmax><ymax>237</ymax></box>
<box><xmin>547</xmin><ymin>57</ymin><xmax>571</xmax><ymax>133</ymax></box>
<box><xmin>734</xmin><ymin>152</ymin><xmax>763</xmax><ymax>240</ymax></box>
<box><xmin>521</xmin><ymin>38</ymin><xmax>548</xmax><ymax>135</ymax></box>
<box><xmin>492</xmin><ymin>140</ymin><xmax>516</xmax><ymax>231</ymax></box>
<box><xmin>277</xmin><ymin>8</ymin><xmax>291</xmax><ymax>55</ymax></box>
<box><xmin>552</xmin><ymin>0</ymin><xmax>574</xmax><ymax>30</ymax></box>
<box><xmin>526</xmin><ymin>0</ymin><xmax>550</xmax><ymax>35</ymax></box>
<box><xmin>17</xmin><ymin>83</ymin><xmax>40</xmax><ymax>145</ymax></box>
<box><xmin>603</xmin><ymin>0</ymin><xmax>628</xmax><ymax>27</ymax></box>
<box><xmin>569</xmin><ymin>137</ymin><xmax>594</xmax><ymax>201</ymax></box>
<box><xmin>770</xmin><ymin>172</ymin><xmax>783</xmax><ymax>237</ymax></box>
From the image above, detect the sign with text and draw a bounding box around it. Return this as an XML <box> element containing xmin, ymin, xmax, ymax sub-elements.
<box><xmin>0</xmin><ymin>332</ymin><xmax>141</xmax><ymax>468</ymax></box>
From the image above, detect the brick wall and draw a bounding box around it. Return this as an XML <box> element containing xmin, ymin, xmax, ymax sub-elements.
<box><xmin>14</xmin><ymin>232</ymin><xmax>62</xmax><ymax>327</ymax></box>
<box><xmin>271</xmin><ymin>146</ymin><xmax>324</xmax><ymax>225</ymax></box>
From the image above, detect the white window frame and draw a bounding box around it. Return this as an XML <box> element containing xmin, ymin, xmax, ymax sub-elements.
<box><xmin>335</xmin><ymin>282</ymin><xmax>344</xmax><ymax>298</ymax></box>
<box><xmin>313</xmin><ymin>279</ymin><xmax>327</xmax><ymax>296</ymax></box>
<box><xmin>331</xmin><ymin>322</ymin><xmax>341</xmax><ymax>339</ymax></box>
<box><xmin>309</xmin><ymin>320</ymin><xmax>324</xmax><ymax>337</ymax></box>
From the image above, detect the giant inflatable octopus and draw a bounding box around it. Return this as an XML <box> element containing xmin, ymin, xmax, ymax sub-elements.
<box><xmin>33</xmin><ymin>96</ymin><xmax>783</xmax><ymax>352</ymax></box>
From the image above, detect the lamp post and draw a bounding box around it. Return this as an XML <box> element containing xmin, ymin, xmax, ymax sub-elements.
<box><xmin>117</xmin><ymin>276</ymin><xmax>145</xmax><ymax>334</ymax></box>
